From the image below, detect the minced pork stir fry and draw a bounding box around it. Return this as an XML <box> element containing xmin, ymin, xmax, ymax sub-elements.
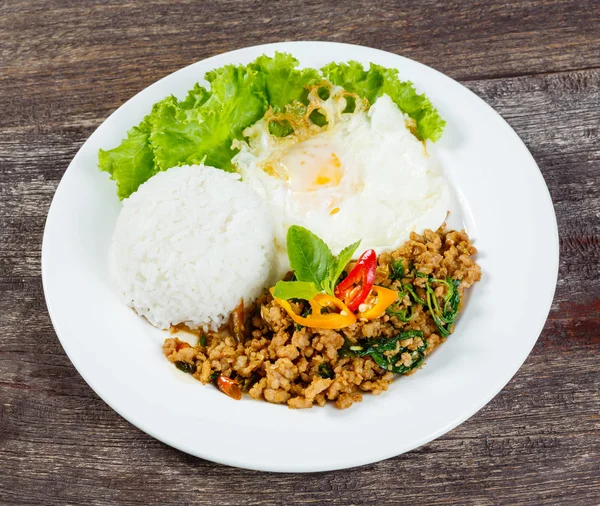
<box><xmin>163</xmin><ymin>226</ymin><xmax>481</xmax><ymax>409</ymax></box>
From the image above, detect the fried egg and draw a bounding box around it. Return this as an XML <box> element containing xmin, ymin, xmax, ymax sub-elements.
<box><xmin>233</xmin><ymin>93</ymin><xmax>449</xmax><ymax>271</ymax></box>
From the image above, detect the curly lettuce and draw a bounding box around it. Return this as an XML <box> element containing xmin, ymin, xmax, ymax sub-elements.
<box><xmin>149</xmin><ymin>65</ymin><xmax>267</xmax><ymax>172</ymax></box>
<box><xmin>98</xmin><ymin>117</ymin><xmax>156</xmax><ymax>200</ymax></box>
<box><xmin>321</xmin><ymin>61</ymin><xmax>446</xmax><ymax>142</ymax></box>
<box><xmin>249</xmin><ymin>53</ymin><xmax>320</xmax><ymax>112</ymax></box>
<box><xmin>99</xmin><ymin>52</ymin><xmax>445</xmax><ymax>199</ymax></box>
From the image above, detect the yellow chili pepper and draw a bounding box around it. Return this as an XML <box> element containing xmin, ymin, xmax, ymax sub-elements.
<box><xmin>270</xmin><ymin>288</ymin><xmax>357</xmax><ymax>329</ymax></box>
<box><xmin>357</xmin><ymin>286</ymin><xmax>398</xmax><ymax>320</ymax></box>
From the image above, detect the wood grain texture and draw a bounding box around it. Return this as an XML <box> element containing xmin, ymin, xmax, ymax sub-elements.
<box><xmin>1</xmin><ymin>0</ymin><xmax>599</xmax><ymax>505</ymax></box>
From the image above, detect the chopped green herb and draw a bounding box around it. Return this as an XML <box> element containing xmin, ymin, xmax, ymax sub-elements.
<box><xmin>386</xmin><ymin>302</ymin><xmax>414</xmax><ymax>322</ymax></box>
<box><xmin>339</xmin><ymin>331</ymin><xmax>426</xmax><ymax>374</ymax></box>
<box><xmin>175</xmin><ymin>361</ymin><xmax>196</xmax><ymax>374</ymax></box>
<box><xmin>387</xmin><ymin>266</ymin><xmax>462</xmax><ymax>336</ymax></box>
<box><xmin>241</xmin><ymin>373</ymin><xmax>259</xmax><ymax>392</ymax></box>
<box><xmin>422</xmin><ymin>277</ymin><xmax>461</xmax><ymax>337</ymax></box>
<box><xmin>294</xmin><ymin>308</ymin><xmax>313</xmax><ymax>331</ymax></box>
<box><xmin>318</xmin><ymin>363</ymin><xmax>334</xmax><ymax>379</ymax></box>
<box><xmin>405</xmin><ymin>284</ymin><xmax>426</xmax><ymax>305</ymax></box>
<box><xmin>390</xmin><ymin>259</ymin><xmax>405</xmax><ymax>281</ymax></box>
<box><xmin>357</xmin><ymin>330</ymin><xmax>427</xmax><ymax>374</ymax></box>
<box><xmin>199</xmin><ymin>334</ymin><xmax>207</xmax><ymax>347</ymax></box>
<box><xmin>339</xmin><ymin>337</ymin><xmax>359</xmax><ymax>358</ymax></box>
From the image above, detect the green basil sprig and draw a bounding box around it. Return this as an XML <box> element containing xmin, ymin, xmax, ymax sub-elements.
<box><xmin>273</xmin><ymin>225</ymin><xmax>360</xmax><ymax>300</ymax></box>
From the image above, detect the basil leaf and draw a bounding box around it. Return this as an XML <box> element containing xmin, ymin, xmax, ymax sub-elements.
<box><xmin>318</xmin><ymin>363</ymin><xmax>334</xmax><ymax>379</ymax></box>
<box><xmin>357</xmin><ymin>330</ymin><xmax>427</xmax><ymax>374</ymax></box>
<box><xmin>422</xmin><ymin>277</ymin><xmax>461</xmax><ymax>337</ymax></box>
<box><xmin>286</xmin><ymin>226</ymin><xmax>333</xmax><ymax>288</ymax></box>
<box><xmin>322</xmin><ymin>239</ymin><xmax>361</xmax><ymax>295</ymax></box>
<box><xmin>273</xmin><ymin>280</ymin><xmax>321</xmax><ymax>301</ymax></box>
<box><xmin>390</xmin><ymin>259</ymin><xmax>404</xmax><ymax>281</ymax></box>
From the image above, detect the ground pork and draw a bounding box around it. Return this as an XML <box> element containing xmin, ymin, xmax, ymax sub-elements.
<box><xmin>163</xmin><ymin>226</ymin><xmax>481</xmax><ymax>409</ymax></box>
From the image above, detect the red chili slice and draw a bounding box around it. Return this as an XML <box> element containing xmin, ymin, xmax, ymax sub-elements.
<box><xmin>334</xmin><ymin>249</ymin><xmax>377</xmax><ymax>312</ymax></box>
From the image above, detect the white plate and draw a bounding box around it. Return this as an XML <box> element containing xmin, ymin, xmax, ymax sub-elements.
<box><xmin>42</xmin><ymin>41</ymin><xmax>559</xmax><ymax>472</ymax></box>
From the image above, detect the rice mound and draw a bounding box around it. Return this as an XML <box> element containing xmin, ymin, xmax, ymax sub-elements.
<box><xmin>109</xmin><ymin>164</ymin><xmax>275</xmax><ymax>330</ymax></box>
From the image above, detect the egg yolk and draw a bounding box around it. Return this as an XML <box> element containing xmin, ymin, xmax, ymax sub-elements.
<box><xmin>277</xmin><ymin>138</ymin><xmax>344</xmax><ymax>193</ymax></box>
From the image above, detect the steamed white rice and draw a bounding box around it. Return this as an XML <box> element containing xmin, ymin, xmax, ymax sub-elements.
<box><xmin>109</xmin><ymin>164</ymin><xmax>275</xmax><ymax>330</ymax></box>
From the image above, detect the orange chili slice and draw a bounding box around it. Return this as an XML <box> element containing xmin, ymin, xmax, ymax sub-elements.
<box><xmin>356</xmin><ymin>286</ymin><xmax>398</xmax><ymax>320</ymax></box>
<box><xmin>270</xmin><ymin>288</ymin><xmax>357</xmax><ymax>329</ymax></box>
<box><xmin>217</xmin><ymin>375</ymin><xmax>242</xmax><ymax>400</ymax></box>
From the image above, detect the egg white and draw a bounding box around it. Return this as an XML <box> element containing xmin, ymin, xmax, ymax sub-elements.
<box><xmin>233</xmin><ymin>94</ymin><xmax>449</xmax><ymax>273</ymax></box>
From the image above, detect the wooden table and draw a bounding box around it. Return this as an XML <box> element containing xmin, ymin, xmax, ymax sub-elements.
<box><xmin>1</xmin><ymin>1</ymin><xmax>599</xmax><ymax>504</ymax></box>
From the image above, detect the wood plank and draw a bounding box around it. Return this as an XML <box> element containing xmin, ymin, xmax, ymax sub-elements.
<box><xmin>1</xmin><ymin>0</ymin><xmax>600</xmax><ymax>131</ymax></box>
<box><xmin>0</xmin><ymin>349</ymin><xmax>598</xmax><ymax>505</ymax></box>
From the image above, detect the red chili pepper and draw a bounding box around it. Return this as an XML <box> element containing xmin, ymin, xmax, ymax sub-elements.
<box><xmin>217</xmin><ymin>375</ymin><xmax>242</xmax><ymax>400</ymax></box>
<box><xmin>334</xmin><ymin>249</ymin><xmax>377</xmax><ymax>312</ymax></box>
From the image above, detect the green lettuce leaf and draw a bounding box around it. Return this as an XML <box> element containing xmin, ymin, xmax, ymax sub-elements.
<box><xmin>98</xmin><ymin>117</ymin><xmax>156</xmax><ymax>200</ymax></box>
<box><xmin>150</xmin><ymin>64</ymin><xmax>267</xmax><ymax>172</ymax></box>
<box><xmin>179</xmin><ymin>83</ymin><xmax>211</xmax><ymax>110</ymax></box>
<box><xmin>321</xmin><ymin>61</ymin><xmax>384</xmax><ymax>104</ymax></box>
<box><xmin>250</xmin><ymin>52</ymin><xmax>320</xmax><ymax>112</ymax></box>
<box><xmin>321</xmin><ymin>61</ymin><xmax>445</xmax><ymax>142</ymax></box>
